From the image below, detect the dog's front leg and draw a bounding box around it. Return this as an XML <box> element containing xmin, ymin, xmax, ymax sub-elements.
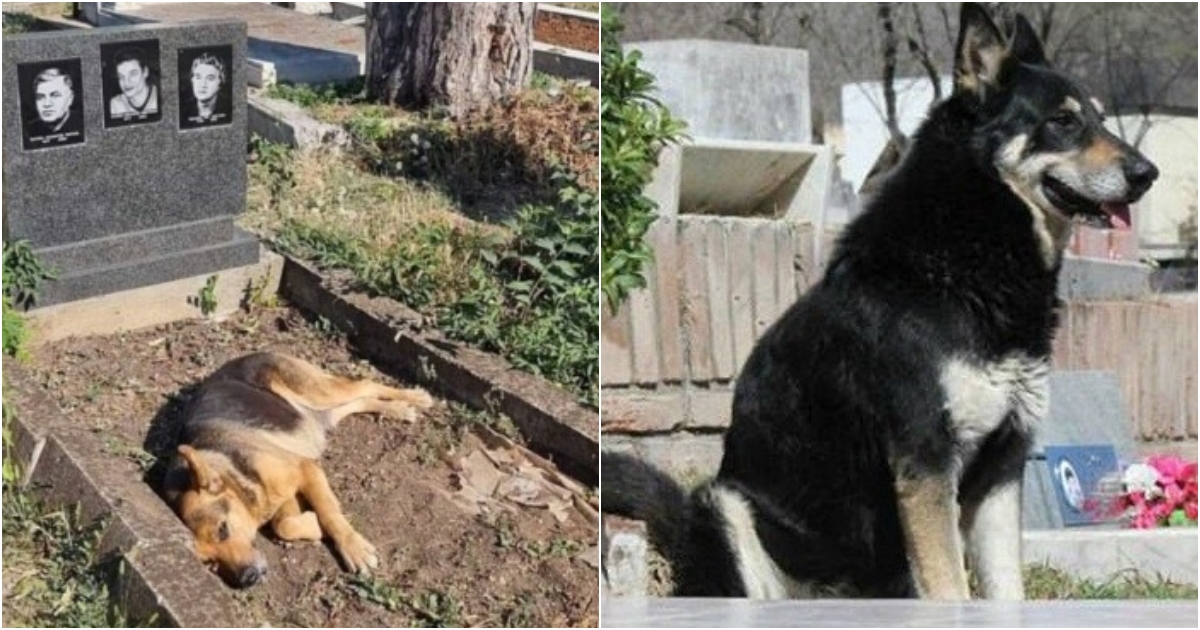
<box><xmin>962</xmin><ymin>481</ymin><xmax>1024</xmax><ymax>600</ymax></box>
<box><xmin>299</xmin><ymin>461</ymin><xmax>379</xmax><ymax>574</ymax></box>
<box><xmin>894</xmin><ymin>473</ymin><xmax>971</xmax><ymax>600</ymax></box>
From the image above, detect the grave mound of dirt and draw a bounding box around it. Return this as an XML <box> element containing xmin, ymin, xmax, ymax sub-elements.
<box><xmin>28</xmin><ymin>306</ymin><xmax>598</xmax><ymax>627</ymax></box>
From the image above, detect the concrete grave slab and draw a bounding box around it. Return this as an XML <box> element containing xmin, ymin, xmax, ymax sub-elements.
<box><xmin>630</xmin><ymin>39</ymin><xmax>811</xmax><ymax>145</ymax></box>
<box><xmin>671</xmin><ymin>138</ymin><xmax>833</xmax><ymax>221</ymax></box>
<box><xmin>3</xmin><ymin>20</ymin><xmax>259</xmax><ymax>306</ymax></box>
<box><xmin>601</xmin><ymin>596</ymin><xmax>1198</xmax><ymax>628</ymax></box>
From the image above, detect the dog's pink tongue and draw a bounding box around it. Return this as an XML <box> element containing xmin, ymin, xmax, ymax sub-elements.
<box><xmin>1102</xmin><ymin>202</ymin><xmax>1132</xmax><ymax>230</ymax></box>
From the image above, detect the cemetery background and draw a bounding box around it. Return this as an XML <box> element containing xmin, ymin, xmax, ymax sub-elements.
<box><xmin>2</xmin><ymin>4</ymin><xmax>600</xmax><ymax>627</ymax></box>
<box><xmin>599</xmin><ymin>1</ymin><xmax>1199</xmax><ymax>612</ymax></box>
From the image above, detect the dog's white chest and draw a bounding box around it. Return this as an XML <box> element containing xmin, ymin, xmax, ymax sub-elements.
<box><xmin>939</xmin><ymin>354</ymin><xmax>1049</xmax><ymax>443</ymax></box>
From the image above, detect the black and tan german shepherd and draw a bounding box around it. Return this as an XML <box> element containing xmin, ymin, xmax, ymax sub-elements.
<box><xmin>161</xmin><ymin>352</ymin><xmax>434</xmax><ymax>588</ymax></box>
<box><xmin>603</xmin><ymin>4</ymin><xmax>1157</xmax><ymax>600</ymax></box>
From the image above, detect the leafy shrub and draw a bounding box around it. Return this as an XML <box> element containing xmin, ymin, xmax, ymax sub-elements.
<box><xmin>600</xmin><ymin>7</ymin><xmax>685</xmax><ymax>310</ymax></box>
<box><xmin>3</xmin><ymin>240</ymin><xmax>56</xmax><ymax>358</ymax></box>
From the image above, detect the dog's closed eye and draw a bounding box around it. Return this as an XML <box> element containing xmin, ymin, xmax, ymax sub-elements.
<box><xmin>217</xmin><ymin>521</ymin><xmax>230</xmax><ymax>542</ymax></box>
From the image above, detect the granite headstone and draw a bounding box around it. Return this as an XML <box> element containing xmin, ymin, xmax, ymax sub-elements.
<box><xmin>2</xmin><ymin>21</ymin><xmax>259</xmax><ymax>307</ymax></box>
<box><xmin>1022</xmin><ymin>370</ymin><xmax>1137</xmax><ymax>529</ymax></box>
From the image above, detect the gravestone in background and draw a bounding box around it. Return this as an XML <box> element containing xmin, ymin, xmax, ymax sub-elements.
<box><xmin>2</xmin><ymin>21</ymin><xmax>259</xmax><ymax>307</ymax></box>
<box><xmin>1022</xmin><ymin>371</ymin><xmax>1137</xmax><ymax>529</ymax></box>
<box><xmin>630</xmin><ymin>39</ymin><xmax>812</xmax><ymax>145</ymax></box>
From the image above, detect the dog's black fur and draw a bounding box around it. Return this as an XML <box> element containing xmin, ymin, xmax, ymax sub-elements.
<box><xmin>603</xmin><ymin>3</ymin><xmax>1157</xmax><ymax>599</ymax></box>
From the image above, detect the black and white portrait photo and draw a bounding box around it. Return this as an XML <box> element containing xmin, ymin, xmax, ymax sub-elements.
<box><xmin>177</xmin><ymin>45</ymin><xmax>233</xmax><ymax>130</ymax></box>
<box><xmin>101</xmin><ymin>39</ymin><xmax>162</xmax><ymax>128</ymax></box>
<box><xmin>18</xmin><ymin>58</ymin><xmax>85</xmax><ymax>151</ymax></box>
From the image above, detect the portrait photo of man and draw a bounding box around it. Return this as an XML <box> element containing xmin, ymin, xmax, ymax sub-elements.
<box><xmin>102</xmin><ymin>39</ymin><xmax>162</xmax><ymax>128</ymax></box>
<box><xmin>18</xmin><ymin>58</ymin><xmax>86</xmax><ymax>151</ymax></box>
<box><xmin>178</xmin><ymin>45</ymin><xmax>233</xmax><ymax>130</ymax></box>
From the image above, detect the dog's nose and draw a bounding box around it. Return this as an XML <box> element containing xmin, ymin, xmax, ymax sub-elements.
<box><xmin>1123</xmin><ymin>156</ymin><xmax>1159</xmax><ymax>198</ymax></box>
<box><xmin>239</xmin><ymin>565</ymin><xmax>264</xmax><ymax>587</ymax></box>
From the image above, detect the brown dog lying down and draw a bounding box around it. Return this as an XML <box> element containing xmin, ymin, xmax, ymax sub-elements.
<box><xmin>161</xmin><ymin>352</ymin><xmax>433</xmax><ymax>587</ymax></box>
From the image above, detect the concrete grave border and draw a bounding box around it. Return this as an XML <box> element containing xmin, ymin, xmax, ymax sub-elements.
<box><xmin>278</xmin><ymin>256</ymin><xmax>599</xmax><ymax>485</ymax></box>
<box><xmin>6</xmin><ymin>368</ymin><xmax>241</xmax><ymax>627</ymax></box>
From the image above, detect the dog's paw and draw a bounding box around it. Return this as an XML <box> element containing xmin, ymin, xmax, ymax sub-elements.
<box><xmin>383</xmin><ymin>388</ymin><xmax>434</xmax><ymax>422</ymax></box>
<box><xmin>404</xmin><ymin>388</ymin><xmax>435</xmax><ymax>410</ymax></box>
<box><xmin>336</xmin><ymin>531</ymin><xmax>379</xmax><ymax>574</ymax></box>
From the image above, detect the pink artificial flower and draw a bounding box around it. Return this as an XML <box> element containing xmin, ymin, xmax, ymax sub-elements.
<box><xmin>1132</xmin><ymin>509</ymin><xmax>1158</xmax><ymax>529</ymax></box>
<box><xmin>1149</xmin><ymin>455</ymin><xmax>1186</xmax><ymax>486</ymax></box>
<box><xmin>1186</xmin><ymin>501</ymin><xmax>1198</xmax><ymax>521</ymax></box>
<box><xmin>1183</xmin><ymin>463</ymin><xmax>1198</xmax><ymax>498</ymax></box>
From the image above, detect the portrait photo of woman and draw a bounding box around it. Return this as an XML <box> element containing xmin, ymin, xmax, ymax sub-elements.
<box><xmin>102</xmin><ymin>39</ymin><xmax>162</xmax><ymax>128</ymax></box>
<box><xmin>177</xmin><ymin>45</ymin><xmax>233</xmax><ymax>130</ymax></box>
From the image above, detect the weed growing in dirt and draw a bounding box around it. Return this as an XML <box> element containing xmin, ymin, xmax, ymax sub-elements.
<box><xmin>521</xmin><ymin>536</ymin><xmax>584</xmax><ymax>561</ymax></box>
<box><xmin>189</xmin><ymin>274</ymin><xmax>220</xmax><ymax>316</ymax></box>
<box><xmin>499</xmin><ymin>593</ymin><xmax>537</xmax><ymax>628</ymax></box>
<box><xmin>1</xmin><ymin>479</ymin><xmax>146</xmax><ymax>626</ymax></box>
<box><xmin>600</xmin><ymin>7</ymin><xmax>686</xmax><ymax>310</ymax></box>
<box><xmin>264</xmin><ymin>77</ymin><xmax>366</xmax><ymax>108</ymax></box>
<box><xmin>346</xmin><ymin>576</ymin><xmax>464</xmax><ymax>627</ymax></box>
<box><xmin>416</xmin><ymin>402</ymin><xmax>522</xmax><ymax>466</ymax></box>
<box><xmin>241</xmin><ymin>269</ymin><xmax>279</xmax><ymax>311</ymax></box>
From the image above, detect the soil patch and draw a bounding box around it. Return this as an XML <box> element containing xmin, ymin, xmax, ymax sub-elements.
<box><xmin>25</xmin><ymin>306</ymin><xmax>598</xmax><ymax>627</ymax></box>
<box><xmin>535</xmin><ymin>12</ymin><xmax>598</xmax><ymax>54</ymax></box>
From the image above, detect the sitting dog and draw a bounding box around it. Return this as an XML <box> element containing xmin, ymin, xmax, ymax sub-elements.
<box><xmin>603</xmin><ymin>3</ymin><xmax>1157</xmax><ymax>600</ymax></box>
<box><xmin>161</xmin><ymin>352</ymin><xmax>434</xmax><ymax>587</ymax></box>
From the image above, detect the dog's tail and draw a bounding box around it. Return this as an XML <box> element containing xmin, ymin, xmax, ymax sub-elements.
<box><xmin>601</xmin><ymin>451</ymin><xmax>692</xmax><ymax>554</ymax></box>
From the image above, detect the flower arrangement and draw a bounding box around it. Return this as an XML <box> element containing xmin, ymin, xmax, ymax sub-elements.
<box><xmin>1111</xmin><ymin>455</ymin><xmax>1198</xmax><ymax>529</ymax></box>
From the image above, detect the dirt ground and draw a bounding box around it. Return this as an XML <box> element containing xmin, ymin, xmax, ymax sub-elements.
<box><xmin>535</xmin><ymin>12</ymin><xmax>599</xmax><ymax>53</ymax></box>
<box><xmin>26</xmin><ymin>305</ymin><xmax>598</xmax><ymax>627</ymax></box>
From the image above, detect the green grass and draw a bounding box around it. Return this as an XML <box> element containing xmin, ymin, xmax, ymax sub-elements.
<box><xmin>245</xmin><ymin>116</ymin><xmax>599</xmax><ymax>404</ymax></box>
<box><xmin>1023</xmin><ymin>563</ymin><xmax>1198</xmax><ymax>600</ymax></box>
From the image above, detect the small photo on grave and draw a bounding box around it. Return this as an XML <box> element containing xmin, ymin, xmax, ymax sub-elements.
<box><xmin>177</xmin><ymin>44</ymin><xmax>233</xmax><ymax>130</ymax></box>
<box><xmin>18</xmin><ymin>58</ymin><xmax>85</xmax><ymax>151</ymax></box>
<box><xmin>1044</xmin><ymin>444</ymin><xmax>1122</xmax><ymax>526</ymax></box>
<box><xmin>101</xmin><ymin>39</ymin><xmax>163</xmax><ymax>128</ymax></box>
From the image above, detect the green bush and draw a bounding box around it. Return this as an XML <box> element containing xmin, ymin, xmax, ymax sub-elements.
<box><xmin>3</xmin><ymin>240</ymin><xmax>56</xmax><ymax>358</ymax></box>
<box><xmin>600</xmin><ymin>7</ymin><xmax>685</xmax><ymax>311</ymax></box>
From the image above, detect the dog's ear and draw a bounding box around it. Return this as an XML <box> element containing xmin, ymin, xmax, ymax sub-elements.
<box><xmin>178</xmin><ymin>445</ymin><xmax>223</xmax><ymax>494</ymax></box>
<box><xmin>954</xmin><ymin>3</ymin><xmax>1013</xmax><ymax>98</ymax></box>
<box><xmin>1009</xmin><ymin>14</ymin><xmax>1047</xmax><ymax>67</ymax></box>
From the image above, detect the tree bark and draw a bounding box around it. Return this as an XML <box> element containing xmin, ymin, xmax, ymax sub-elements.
<box><xmin>365</xmin><ymin>2</ymin><xmax>535</xmax><ymax>118</ymax></box>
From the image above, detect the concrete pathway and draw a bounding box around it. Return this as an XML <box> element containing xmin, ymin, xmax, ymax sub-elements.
<box><xmin>602</xmin><ymin>596</ymin><xmax>1198</xmax><ymax>628</ymax></box>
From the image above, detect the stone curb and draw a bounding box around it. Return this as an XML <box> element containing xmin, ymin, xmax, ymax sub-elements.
<box><xmin>247</xmin><ymin>91</ymin><xmax>349</xmax><ymax>152</ymax></box>
<box><xmin>6</xmin><ymin>364</ymin><xmax>240</xmax><ymax>628</ymax></box>
<box><xmin>278</xmin><ymin>256</ymin><xmax>599</xmax><ymax>485</ymax></box>
<box><xmin>533</xmin><ymin>41</ymin><xmax>600</xmax><ymax>87</ymax></box>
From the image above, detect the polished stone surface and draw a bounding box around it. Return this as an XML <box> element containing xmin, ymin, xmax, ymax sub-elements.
<box><xmin>2</xmin><ymin>21</ymin><xmax>255</xmax><ymax>306</ymax></box>
<box><xmin>601</xmin><ymin>596</ymin><xmax>1199</xmax><ymax>628</ymax></box>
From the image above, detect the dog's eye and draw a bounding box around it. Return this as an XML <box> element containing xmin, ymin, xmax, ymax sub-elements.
<box><xmin>217</xmin><ymin>522</ymin><xmax>230</xmax><ymax>542</ymax></box>
<box><xmin>1048</xmin><ymin>111</ymin><xmax>1079</xmax><ymax>129</ymax></box>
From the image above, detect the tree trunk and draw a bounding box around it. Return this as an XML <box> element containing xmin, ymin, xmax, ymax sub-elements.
<box><xmin>365</xmin><ymin>2</ymin><xmax>535</xmax><ymax>118</ymax></box>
